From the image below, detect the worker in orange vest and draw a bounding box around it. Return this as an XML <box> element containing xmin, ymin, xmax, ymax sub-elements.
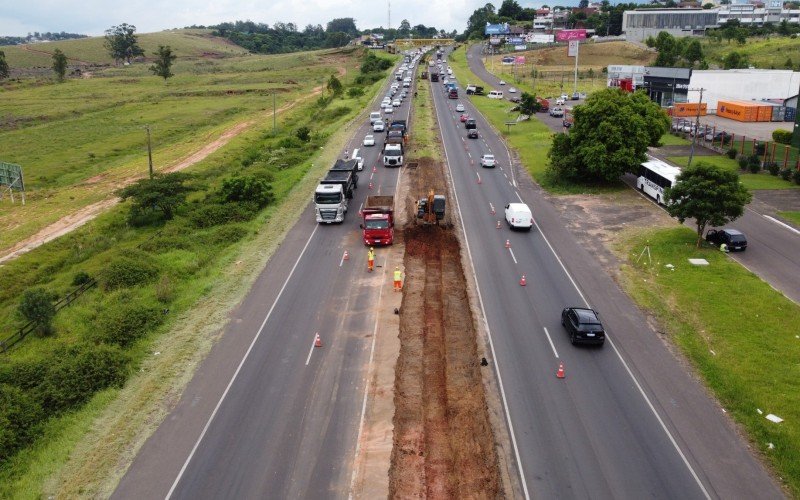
<box><xmin>367</xmin><ymin>247</ymin><xmax>375</xmax><ymax>272</ymax></box>
<box><xmin>393</xmin><ymin>266</ymin><xmax>403</xmax><ymax>291</ymax></box>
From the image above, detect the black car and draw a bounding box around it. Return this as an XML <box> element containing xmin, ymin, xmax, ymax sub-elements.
<box><xmin>467</xmin><ymin>129</ymin><xmax>478</xmax><ymax>139</ymax></box>
<box><xmin>706</xmin><ymin>228</ymin><xmax>747</xmax><ymax>251</ymax></box>
<box><xmin>561</xmin><ymin>307</ymin><xmax>606</xmax><ymax>346</ymax></box>
<box><xmin>464</xmin><ymin>119</ymin><xmax>477</xmax><ymax>130</ymax></box>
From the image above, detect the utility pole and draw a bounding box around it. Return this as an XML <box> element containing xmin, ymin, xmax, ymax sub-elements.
<box><xmin>145</xmin><ymin>125</ymin><xmax>154</xmax><ymax>179</ymax></box>
<box><xmin>272</xmin><ymin>93</ymin><xmax>276</xmax><ymax>134</ymax></box>
<box><xmin>687</xmin><ymin>87</ymin><xmax>705</xmax><ymax>168</ymax></box>
<box><xmin>573</xmin><ymin>40</ymin><xmax>580</xmax><ymax>95</ymax></box>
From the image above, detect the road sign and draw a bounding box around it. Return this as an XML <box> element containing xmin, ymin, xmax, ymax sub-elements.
<box><xmin>0</xmin><ymin>162</ymin><xmax>25</xmax><ymax>204</ymax></box>
<box><xmin>568</xmin><ymin>40</ymin><xmax>579</xmax><ymax>57</ymax></box>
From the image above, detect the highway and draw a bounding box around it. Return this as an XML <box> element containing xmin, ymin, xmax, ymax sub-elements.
<box><xmin>466</xmin><ymin>43</ymin><xmax>800</xmax><ymax>304</ymax></box>
<box><xmin>436</xmin><ymin>48</ymin><xmax>783</xmax><ymax>498</ymax></box>
<box><xmin>113</xmin><ymin>58</ymin><xmax>418</xmax><ymax>499</ymax></box>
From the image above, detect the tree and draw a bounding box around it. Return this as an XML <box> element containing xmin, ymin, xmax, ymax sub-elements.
<box><xmin>104</xmin><ymin>23</ymin><xmax>144</xmax><ymax>65</ymax></box>
<box><xmin>579</xmin><ymin>0</ymin><xmax>590</xmax><ymax>7</ymax></box>
<box><xmin>18</xmin><ymin>288</ymin><xmax>58</xmax><ymax>336</ymax></box>
<box><xmin>327</xmin><ymin>74</ymin><xmax>343</xmax><ymax>96</ymax></box>
<box><xmin>519</xmin><ymin>92</ymin><xmax>541</xmax><ymax>115</ymax></box>
<box><xmin>547</xmin><ymin>88</ymin><xmax>669</xmax><ymax>184</ymax></box>
<box><xmin>398</xmin><ymin>19</ymin><xmax>411</xmax><ymax>36</ymax></box>
<box><xmin>117</xmin><ymin>172</ymin><xmax>193</xmax><ymax>221</ymax></box>
<box><xmin>326</xmin><ymin>18</ymin><xmax>358</xmax><ymax>37</ymax></box>
<box><xmin>683</xmin><ymin>39</ymin><xmax>703</xmax><ymax>66</ymax></box>
<box><xmin>149</xmin><ymin>45</ymin><xmax>176</xmax><ymax>81</ymax></box>
<box><xmin>664</xmin><ymin>162</ymin><xmax>752</xmax><ymax>247</ymax></box>
<box><xmin>52</xmin><ymin>49</ymin><xmax>68</xmax><ymax>82</ymax></box>
<box><xmin>723</xmin><ymin>51</ymin><xmax>747</xmax><ymax>69</ymax></box>
<box><xmin>499</xmin><ymin>0</ymin><xmax>524</xmax><ymax>19</ymax></box>
<box><xmin>653</xmin><ymin>31</ymin><xmax>678</xmax><ymax>67</ymax></box>
<box><xmin>0</xmin><ymin>50</ymin><xmax>9</xmax><ymax>80</ymax></box>
<box><xmin>324</xmin><ymin>31</ymin><xmax>350</xmax><ymax>48</ymax></box>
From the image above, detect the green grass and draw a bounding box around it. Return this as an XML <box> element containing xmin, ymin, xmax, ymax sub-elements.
<box><xmin>410</xmin><ymin>73</ymin><xmax>441</xmax><ymax>160</ymax></box>
<box><xmin>616</xmin><ymin>226</ymin><xmax>800</xmax><ymax>497</ymax></box>
<box><xmin>0</xmin><ymin>48</ymin><xmax>398</xmax><ymax>497</ymax></box>
<box><xmin>703</xmin><ymin>36</ymin><xmax>800</xmax><ymax>70</ymax></box>
<box><xmin>666</xmin><ymin>155</ymin><xmax>799</xmax><ymax>190</ymax></box>
<box><xmin>778</xmin><ymin>211</ymin><xmax>800</xmax><ymax>226</ymax></box>
<box><xmin>448</xmin><ymin>45</ymin><xmax>624</xmax><ymax>195</ymax></box>
<box><xmin>658</xmin><ymin>133</ymin><xmax>691</xmax><ymax>146</ymax></box>
<box><xmin>0</xmin><ymin>45</ymin><xmax>366</xmax><ymax>251</ymax></box>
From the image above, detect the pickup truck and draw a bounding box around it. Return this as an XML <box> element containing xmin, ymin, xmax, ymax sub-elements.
<box><xmin>361</xmin><ymin>195</ymin><xmax>395</xmax><ymax>245</ymax></box>
<box><xmin>383</xmin><ymin>143</ymin><xmax>404</xmax><ymax>167</ymax></box>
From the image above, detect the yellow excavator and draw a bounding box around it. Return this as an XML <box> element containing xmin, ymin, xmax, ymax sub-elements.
<box><xmin>416</xmin><ymin>190</ymin><xmax>446</xmax><ymax>225</ymax></box>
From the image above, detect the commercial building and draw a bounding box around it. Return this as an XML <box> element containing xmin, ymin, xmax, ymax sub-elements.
<box><xmin>622</xmin><ymin>8</ymin><xmax>719</xmax><ymax>41</ymax></box>
<box><xmin>687</xmin><ymin>69</ymin><xmax>800</xmax><ymax>111</ymax></box>
<box><xmin>607</xmin><ymin>65</ymin><xmax>692</xmax><ymax>106</ymax></box>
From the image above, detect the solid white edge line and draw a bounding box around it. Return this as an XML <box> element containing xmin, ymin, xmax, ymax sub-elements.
<box><xmin>432</xmin><ymin>70</ymin><xmax>531</xmax><ymax>500</ymax></box>
<box><xmin>508</xmin><ymin>247</ymin><xmax>518</xmax><ymax>264</ymax></box>
<box><xmin>165</xmin><ymin>224</ymin><xmax>320</xmax><ymax>500</ymax></box>
<box><xmin>529</xmin><ymin>217</ymin><xmax>711</xmax><ymax>500</ymax></box>
<box><xmin>543</xmin><ymin>327</ymin><xmax>559</xmax><ymax>359</ymax></box>
<box><xmin>305</xmin><ymin>334</ymin><xmax>317</xmax><ymax>366</ymax></box>
<box><xmin>515</xmin><ymin>191</ymin><xmax>523</xmax><ymax>204</ymax></box>
<box><xmin>763</xmin><ymin>214</ymin><xmax>800</xmax><ymax>235</ymax></box>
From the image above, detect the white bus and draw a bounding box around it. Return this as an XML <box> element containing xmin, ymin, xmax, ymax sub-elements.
<box><xmin>637</xmin><ymin>159</ymin><xmax>681</xmax><ymax>205</ymax></box>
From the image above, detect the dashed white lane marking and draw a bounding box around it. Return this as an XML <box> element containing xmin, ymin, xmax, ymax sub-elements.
<box><xmin>339</xmin><ymin>250</ymin><xmax>348</xmax><ymax>268</ymax></box>
<box><xmin>305</xmin><ymin>333</ymin><xmax>318</xmax><ymax>366</ymax></box>
<box><xmin>543</xmin><ymin>327</ymin><xmax>559</xmax><ymax>358</ymax></box>
<box><xmin>508</xmin><ymin>248</ymin><xmax>518</xmax><ymax>264</ymax></box>
<box><xmin>515</xmin><ymin>191</ymin><xmax>523</xmax><ymax>203</ymax></box>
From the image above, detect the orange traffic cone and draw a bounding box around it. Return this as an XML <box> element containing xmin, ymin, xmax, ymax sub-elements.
<box><xmin>496</xmin><ymin>221</ymin><xmax>501</xmax><ymax>229</ymax></box>
<box><xmin>519</xmin><ymin>275</ymin><xmax>527</xmax><ymax>286</ymax></box>
<box><xmin>491</xmin><ymin>208</ymin><xmax>495</xmax><ymax>215</ymax></box>
<box><xmin>505</xmin><ymin>239</ymin><xmax>511</xmax><ymax>248</ymax></box>
<box><xmin>369</xmin><ymin>182</ymin><xmax>373</xmax><ymax>189</ymax></box>
<box><xmin>343</xmin><ymin>250</ymin><xmax>349</xmax><ymax>260</ymax></box>
<box><xmin>477</xmin><ymin>175</ymin><xmax>482</xmax><ymax>184</ymax></box>
<box><xmin>315</xmin><ymin>334</ymin><xmax>322</xmax><ymax>348</ymax></box>
<box><xmin>373</xmin><ymin>165</ymin><xmax>377</xmax><ymax>173</ymax></box>
<box><xmin>556</xmin><ymin>362</ymin><xmax>565</xmax><ymax>379</ymax></box>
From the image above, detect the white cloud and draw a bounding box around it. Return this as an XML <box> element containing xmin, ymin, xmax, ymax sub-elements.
<box><xmin>1</xmin><ymin>0</ymin><xmax>491</xmax><ymax>37</ymax></box>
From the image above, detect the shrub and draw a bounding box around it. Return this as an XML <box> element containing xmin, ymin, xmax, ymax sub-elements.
<box><xmin>767</xmin><ymin>162</ymin><xmax>781</xmax><ymax>175</ymax></box>
<box><xmin>17</xmin><ymin>288</ymin><xmax>58</xmax><ymax>336</ymax></box>
<box><xmin>780</xmin><ymin>168</ymin><xmax>793</xmax><ymax>181</ymax></box>
<box><xmin>276</xmin><ymin>136</ymin><xmax>303</xmax><ymax>149</ymax></box>
<box><xmin>748</xmin><ymin>154</ymin><xmax>761</xmax><ymax>173</ymax></box>
<box><xmin>726</xmin><ymin>147</ymin><xmax>738</xmax><ymax>159</ymax></box>
<box><xmin>155</xmin><ymin>275</ymin><xmax>174</xmax><ymax>303</ymax></box>
<box><xmin>772</xmin><ymin>129</ymin><xmax>792</xmax><ymax>144</ymax></box>
<box><xmin>794</xmin><ymin>169</ymin><xmax>800</xmax><ymax>185</ymax></box>
<box><xmin>99</xmin><ymin>256</ymin><xmax>159</xmax><ymax>290</ymax></box>
<box><xmin>295</xmin><ymin>126</ymin><xmax>311</xmax><ymax>142</ymax></box>
<box><xmin>347</xmin><ymin>86</ymin><xmax>364</xmax><ymax>98</ymax></box>
<box><xmin>737</xmin><ymin>154</ymin><xmax>750</xmax><ymax>170</ymax></box>
<box><xmin>187</xmin><ymin>201</ymin><xmax>259</xmax><ymax>228</ymax></box>
<box><xmin>71</xmin><ymin>271</ymin><xmax>92</xmax><ymax>286</ymax></box>
<box><xmin>220</xmin><ymin>176</ymin><xmax>274</xmax><ymax>207</ymax></box>
<box><xmin>94</xmin><ymin>302</ymin><xmax>163</xmax><ymax>347</ymax></box>
<box><xmin>200</xmin><ymin>225</ymin><xmax>250</xmax><ymax>246</ymax></box>
<box><xmin>0</xmin><ymin>384</ymin><xmax>44</xmax><ymax>462</ymax></box>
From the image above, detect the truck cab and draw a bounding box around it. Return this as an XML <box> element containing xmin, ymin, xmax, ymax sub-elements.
<box><xmin>361</xmin><ymin>195</ymin><xmax>395</xmax><ymax>245</ymax></box>
<box><xmin>314</xmin><ymin>184</ymin><xmax>347</xmax><ymax>223</ymax></box>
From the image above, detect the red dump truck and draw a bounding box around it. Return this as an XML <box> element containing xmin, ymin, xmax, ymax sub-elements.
<box><xmin>361</xmin><ymin>195</ymin><xmax>395</xmax><ymax>246</ymax></box>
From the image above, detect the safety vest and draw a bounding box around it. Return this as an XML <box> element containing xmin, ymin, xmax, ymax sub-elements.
<box><xmin>368</xmin><ymin>250</ymin><xmax>375</xmax><ymax>261</ymax></box>
<box><xmin>394</xmin><ymin>269</ymin><xmax>402</xmax><ymax>281</ymax></box>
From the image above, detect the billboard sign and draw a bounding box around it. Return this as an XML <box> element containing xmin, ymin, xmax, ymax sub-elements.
<box><xmin>568</xmin><ymin>40</ymin><xmax>579</xmax><ymax>57</ymax></box>
<box><xmin>507</xmin><ymin>37</ymin><xmax>524</xmax><ymax>45</ymax></box>
<box><xmin>556</xmin><ymin>29</ymin><xmax>587</xmax><ymax>41</ymax></box>
<box><xmin>514</xmin><ymin>45</ymin><xmax>527</xmax><ymax>51</ymax></box>
<box><xmin>489</xmin><ymin>36</ymin><xmax>502</xmax><ymax>45</ymax></box>
<box><xmin>485</xmin><ymin>23</ymin><xmax>510</xmax><ymax>35</ymax></box>
<box><xmin>527</xmin><ymin>33</ymin><xmax>554</xmax><ymax>44</ymax></box>
<box><xmin>0</xmin><ymin>162</ymin><xmax>24</xmax><ymax>191</ymax></box>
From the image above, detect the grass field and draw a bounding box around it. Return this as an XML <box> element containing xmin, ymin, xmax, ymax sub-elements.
<box><xmin>448</xmin><ymin>45</ymin><xmax>624</xmax><ymax>194</ymax></box>
<box><xmin>778</xmin><ymin>211</ymin><xmax>800</xmax><ymax>226</ymax></box>
<box><xmin>616</xmin><ymin>226</ymin><xmax>800</xmax><ymax>497</ymax></box>
<box><xmin>0</xmin><ymin>42</ymin><xmax>398</xmax><ymax>496</ymax></box>
<box><xmin>411</xmin><ymin>71</ymin><xmax>441</xmax><ymax>159</ymax></box>
<box><xmin>702</xmin><ymin>36</ymin><xmax>800</xmax><ymax>70</ymax></box>
<box><xmin>483</xmin><ymin>41</ymin><xmax>656</xmax><ymax>99</ymax></box>
<box><xmin>658</xmin><ymin>133</ymin><xmax>691</xmax><ymax>146</ymax></box>
<box><xmin>0</xmin><ymin>35</ymin><xmax>365</xmax><ymax>251</ymax></box>
<box><xmin>666</xmin><ymin>155</ymin><xmax>800</xmax><ymax>190</ymax></box>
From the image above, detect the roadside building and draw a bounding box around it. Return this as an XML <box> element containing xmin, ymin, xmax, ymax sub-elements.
<box><xmin>687</xmin><ymin>69</ymin><xmax>800</xmax><ymax>113</ymax></box>
<box><xmin>642</xmin><ymin>67</ymin><xmax>693</xmax><ymax>106</ymax></box>
<box><xmin>622</xmin><ymin>8</ymin><xmax>720</xmax><ymax>41</ymax></box>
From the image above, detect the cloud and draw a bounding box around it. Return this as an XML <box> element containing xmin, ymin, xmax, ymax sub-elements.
<box><xmin>1</xmin><ymin>0</ymin><xmax>489</xmax><ymax>36</ymax></box>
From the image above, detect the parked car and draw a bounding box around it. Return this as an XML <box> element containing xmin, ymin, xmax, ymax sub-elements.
<box><xmin>555</xmin><ymin>97</ymin><xmax>566</xmax><ymax>106</ymax></box>
<box><xmin>456</xmin><ymin>103</ymin><xmax>465</xmax><ymax>112</ymax></box>
<box><xmin>480</xmin><ymin>154</ymin><xmax>496</xmax><ymax>168</ymax></box>
<box><xmin>373</xmin><ymin>121</ymin><xmax>385</xmax><ymax>132</ymax></box>
<box><xmin>706</xmin><ymin>130</ymin><xmax>732</xmax><ymax>144</ymax></box>
<box><xmin>549</xmin><ymin>107</ymin><xmax>564</xmax><ymax>117</ymax></box>
<box><xmin>467</xmin><ymin>129</ymin><xmax>479</xmax><ymax>139</ymax></box>
<box><xmin>561</xmin><ymin>307</ymin><xmax>606</xmax><ymax>345</ymax></box>
<box><xmin>690</xmin><ymin>124</ymin><xmax>712</xmax><ymax>137</ymax></box>
<box><xmin>487</xmin><ymin>91</ymin><xmax>504</xmax><ymax>99</ymax></box>
<box><xmin>504</xmin><ymin>202</ymin><xmax>532</xmax><ymax>230</ymax></box>
<box><xmin>363</xmin><ymin>134</ymin><xmax>375</xmax><ymax>147</ymax></box>
<box><xmin>706</xmin><ymin>228</ymin><xmax>747</xmax><ymax>251</ymax></box>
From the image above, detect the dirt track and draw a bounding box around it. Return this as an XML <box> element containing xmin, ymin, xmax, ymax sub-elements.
<box><xmin>388</xmin><ymin>157</ymin><xmax>501</xmax><ymax>498</ymax></box>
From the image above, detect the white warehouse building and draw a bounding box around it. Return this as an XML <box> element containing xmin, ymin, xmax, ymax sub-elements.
<box><xmin>686</xmin><ymin>69</ymin><xmax>800</xmax><ymax>110</ymax></box>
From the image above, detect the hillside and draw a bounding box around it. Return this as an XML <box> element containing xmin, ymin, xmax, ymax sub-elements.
<box><xmin>1</xmin><ymin>29</ymin><xmax>249</xmax><ymax>69</ymax></box>
<box><xmin>702</xmin><ymin>36</ymin><xmax>800</xmax><ymax>69</ymax></box>
<box><xmin>486</xmin><ymin>40</ymin><xmax>656</xmax><ymax>71</ymax></box>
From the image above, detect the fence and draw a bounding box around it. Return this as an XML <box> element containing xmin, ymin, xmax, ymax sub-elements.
<box><xmin>670</xmin><ymin>118</ymin><xmax>800</xmax><ymax>170</ymax></box>
<box><xmin>0</xmin><ymin>277</ymin><xmax>97</xmax><ymax>353</ymax></box>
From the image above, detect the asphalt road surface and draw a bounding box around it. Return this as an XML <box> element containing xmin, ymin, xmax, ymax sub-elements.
<box><xmin>467</xmin><ymin>43</ymin><xmax>800</xmax><ymax>305</ymax></box>
<box><xmin>113</xmin><ymin>57</ymin><xmax>420</xmax><ymax>499</ymax></box>
<box><xmin>443</xmin><ymin>47</ymin><xmax>783</xmax><ymax>498</ymax></box>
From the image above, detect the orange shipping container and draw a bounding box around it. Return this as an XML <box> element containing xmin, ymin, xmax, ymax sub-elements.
<box><xmin>672</xmin><ymin>102</ymin><xmax>707</xmax><ymax>117</ymax></box>
<box><xmin>756</xmin><ymin>105</ymin><xmax>773</xmax><ymax>122</ymax></box>
<box><xmin>717</xmin><ymin>100</ymin><xmax>758</xmax><ymax>122</ymax></box>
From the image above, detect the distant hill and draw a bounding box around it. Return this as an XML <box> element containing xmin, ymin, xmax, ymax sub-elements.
<box><xmin>0</xmin><ymin>29</ymin><xmax>249</xmax><ymax>69</ymax></box>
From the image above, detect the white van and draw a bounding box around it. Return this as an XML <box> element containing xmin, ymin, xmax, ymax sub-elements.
<box><xmin>351</xmin><ymin>148</ymin><xmax>364</xmax><ymax>171</ymax></box>
<box><xmin>370</xmin><ymin>111</ymin><xmax>382</xmax><ymax>124</ymax></box>
<box><xmin>504</xmin><ymin>203</ymin><xmax>533</xmax><ymax>230</ymax></box>
<box><xmin>487</xmin><ymin>90</ymin><xmax>504</xmax><ymax>99</ymax></box>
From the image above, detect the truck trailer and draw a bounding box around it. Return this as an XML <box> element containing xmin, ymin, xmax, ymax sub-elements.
<box><xmin>361</xmin><ymin>195</ymin><xmax>395</xmax><ymax>245</ymax></box>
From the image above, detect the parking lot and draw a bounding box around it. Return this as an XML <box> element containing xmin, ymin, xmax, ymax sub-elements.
<box><xmin>673</xmin><ymin>113</ymin><xmax>790</xmax><ymax>142</ymax></box>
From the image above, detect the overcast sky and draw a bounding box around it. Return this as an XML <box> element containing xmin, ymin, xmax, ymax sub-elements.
<box><xmin>0</xmin><ymin>0</ymin><xmax>525</xmax><ymax>37</ymax></box>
